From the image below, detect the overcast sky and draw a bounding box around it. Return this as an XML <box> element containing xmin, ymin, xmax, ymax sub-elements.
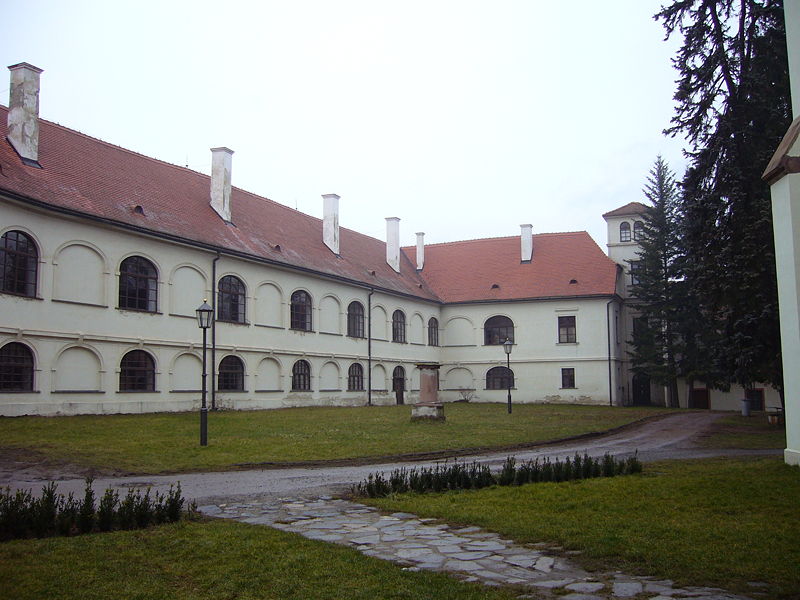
<box><xmin>1</xmin><ymin>0</ymin><xmax>687</xmax><ymax>249</ymax></box>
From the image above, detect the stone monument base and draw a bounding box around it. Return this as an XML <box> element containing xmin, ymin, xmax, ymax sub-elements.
<box><xmin>411</xmin><ymin>402</ymin><xmax>445</xmax><ymax>421</ymax></box>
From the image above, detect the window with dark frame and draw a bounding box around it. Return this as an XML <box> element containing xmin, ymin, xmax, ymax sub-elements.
<box><xmin>561</xmin><ymin>367</ymin><xmax>576</xmax><ymax>389</ymax></box>
<box><xmin>218</xmin><ymin>275</ymin><xmax>246</xmax><ymax>323</ymax></box>
<box><xmin>633</xmin><ymin>220</ymin><xmax>644</xmax><ymax>241</ymax></box>
<box><xmin>119</xmin><ymin>350</ymin><xmax>155</xmax><ymax>392</ymax></box>
<box><xmin>290</xmin><ymin>290</ymin><xmax>312</xmax><ymax>331</ymax></box>
<box><xmin>484</xmin><ymin>315</ymin><xmax>514</xmax><ymax>345</ymax></box>
<box><xmin>619</xmin><ymin>221</ymin><xmax>631</xmax><ymax>242</ymax></box>
<box><xmin>0</xmin><ymin>342</ymin><xmax>34</xmax><ymax>391</ymax></box>
<box><xmin>392</xmin><ymin>310</ymin><xmax>406</xmax><ymax>343</ymax></box>
<box><xmin>292</xmin><ymin>359</ymin><xmax>311</xmax><ymax>391</ymax></box>
<box><xmin>558</xmin><ymin>316</ymin><xmax>576</xmax><ymax>343</ymax></box>
<box><xmin>428</xmin><ymin>317</ymin><xmax>439</xmax><ymax>346</ymax></box>
<box><xmin>218</xmin><ymin>355</ymin><xmax>245</xmax><ymax>391</ymax></box>
<box><xmin>486</xmin><ymin>366</ymin><xmax>514</xmax><ymax>390</ymax></box>
<box><xmin>119</xmin><ymin>256</ymin><xmax>158</xmax><ymax>312</ymax></box>
<box><xmin>348</xmin><ymin>363</ymin><xmax>364</xmax><ymax>391</ymax></box>
<box><xmin>630</xmin><ymin>261</ymin><xmax>643</xmax><ymax>286</ymax></box>
<box><xmin>0</xmin><ymin>230</ymin><xmax>38</xmax><ymax>298</ymax></box>
<box><xmin>347</xmin><ymin>301</ymin><xmax>365</xmax><ymax>338</ymax></box>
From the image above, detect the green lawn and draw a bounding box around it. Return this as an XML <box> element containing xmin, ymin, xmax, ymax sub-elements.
<box><xmin>695</xmin><ymin>413</ymin><xmax>786</xmax><ymax>449</ymax></box>
<box><xmin>0</xmin><ymin>403</ymin><xmax>670</xmax><ymax>474</ymax></box>
<box><xmin>0</xmin><ymin>519</ymin><xmax>517</xmax><ymax>600</ymax></box>
<box><xmin>364</xmin><ymin>457</ymin><xmax>800</xmax><ymax>599</ymax></box>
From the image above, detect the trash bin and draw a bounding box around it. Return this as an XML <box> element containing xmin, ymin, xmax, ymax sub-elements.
<box><xmin>741</xmin><ymin>398</ymin><xmax>750</xmax><ymax>417</ymax></box>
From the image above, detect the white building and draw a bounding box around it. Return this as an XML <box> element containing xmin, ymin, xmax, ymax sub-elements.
<box><xmin>0</xmin><ymin>62</ymin><xmax>779</xmax><ymax>416</ymax></box>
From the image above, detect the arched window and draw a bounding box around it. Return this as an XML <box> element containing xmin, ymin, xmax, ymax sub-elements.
<box><xmin>218</xmin><ymin>275</ymin><xmax>246</xmax><ymax>323</ymax></box>
<box><xmin>486</xmin><ymin>366</ymin><xmax>514</xmax><ymax>390</ymax></box>
<box><xmin>347</xmin><ymin>301</ymin><xmax>365</xmax><ymax>338</ymax></box>
<box><xmin>119</xmin><ymin>350</ymin><xmax>155</xmax><ymax>391</ymax></box>
<box><xmin>392</xmin><ymin>310</ymin><xmax>406</xmax><ymax>343</ymax></box>
<box><xmin>292</xmin><ymin>360</ymin><xmax>311</xmax><ymax>391</ymax></box>
<box><xmin>218</xmin><ymin>355</ymin><xmax>245</xmax><ymax>391</ymax></box>
<box><xmin>119</xmin><ymin>256</ymin><xmax>158</xmax><ymax>312</ymax></box>
<box><xmin>428</xmin><ymin>317</ymin><xmax>439</xmax><ymax>346</ymax></box>
<box><xmin>619</xmin><ymin>222</ymin><xmax>631</xmax><ymax>243</ymax></box>
<box><xmin>633</xmin><ymin>220</ymin><xmax>644</xmax><ymax>241</ymax></box>
<box><xmin>348</xmin><ymin>363</ymin><xmax>364</xmax><ymax>391</ymax></box>
<box><xmin>290</xmin><ymin>290</ymin><xmax>312</xmax><ymax>331</ymax></box>
<box><xmin>484</xmin><ymin>315</ymin><xmax>514</xmax><ymax>345</ymax></box>
<box><xmin>1</xmin><ymin>230</ymin><xmax>38</xmax><ymax>297</ymax></box>
<box><xmin>0</xmin><ymin>342</ymin><xmax>34</xmax><ymax>391</ymax></box>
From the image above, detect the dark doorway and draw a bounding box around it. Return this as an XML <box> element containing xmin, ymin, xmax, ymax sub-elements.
<box><xmin>392</xmin><ymin>366</ymin><xmax>405</xmax><ymax>405</ymax></box>
<box><xmin>746</xmin><ymin>388</ymin><xmax>765</xmax><ymax>411</ymax></box>
<box><xmin>632</xmin><ymin>373</ymin><xmax>651</xmax><ymax>406</ymax></box>
<box><xmin>689</xmin><ymin>388</ymin><xmax>710</xmax><ymax>409</ymax></box>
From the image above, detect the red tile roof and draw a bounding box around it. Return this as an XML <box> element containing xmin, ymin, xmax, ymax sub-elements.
<box><xmin>1</xmin><ymin>105</ymin><xmax>618</xmax><ymax>304</ymax></box>
<box><xmin>602</xmin><ymin>202</ymin><xmax>649</xmax><ymax>218</ymax></box>
<box><xmin>401</xmin><ymin>233</ymin><xmax>618</xmax><ymax>303</ymax></box>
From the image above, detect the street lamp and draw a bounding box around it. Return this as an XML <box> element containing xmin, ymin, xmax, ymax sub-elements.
<box><xmin>196</xmin><ymin>299</ymin><xmax>213</xmax><ymax>446</ymax></box>
<box><xmin>503</xmin><ymin>337</ymin><xmax>513</xmax><ymax>414</ymax></box>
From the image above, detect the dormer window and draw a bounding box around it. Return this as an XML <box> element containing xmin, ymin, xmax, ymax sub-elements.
<box><xmin>620</xmin><ymin>222</ymin><xmax>631</xmax><ymax>242</ymax></box>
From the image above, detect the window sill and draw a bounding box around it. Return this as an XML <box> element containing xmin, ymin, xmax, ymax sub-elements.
<box><xmin>0</xmin><ymin>389</ymin><xmax>40</xmax><ymax>394</ymax></box>
<box><xmin>217</xmin><ymin>319</ymin><xmax>249</xmax><ymax>326</ymax></box>
<box><xmin>556</xmin><ymin>342</ymin><xmax>578</xmax><ymax>346</ymax></box>
<box><xmin>117</xmin><ymin>307</ymin><xmax>162</xmax><ymax>315</ymax></box>
<box><xmin>484</xmin><ymin>387</ymin><xmax>517</xmax><ymax>391</ymax></box>
<box><xmin>254</xmin><ymin>389</ymin><xmax>284</xmax><ymax>393</ymax></box>
<box><xmin>347</xmin><ymin>389</ymin><xmax>365</xmax><ymax>392</ymax></box>
<box><xmin>290</xmin><ymin>328</ymin><xmax>314</xmax><ymax>333</ymax></box>
<box><xmin>320</xmin><ymin>388</ymin><xmax>342</xmax><ymax>392</ymax></box>
<box><xmin>216</xmin><ymin>389</ymin><xmax>248</xmax><ymax>393</ymax></box>
<box><xmin>52</xmin><ymin>390</ymin><xmax>105</xmax><ymax>394</ymax></box>
<box><xmin>171</xmin><ymin>389</ymin><xmax>201</xmax><ymax>393</ymax></box>
<box><xmin>117</xmin><ymin>390</ymin><xmax>161</xmax><ymax>393</ymax></box>
<box><xmin>560</xmin><ymin>387</ymin><xmax>577</xmax><ymax>390</ymax></box>
<box><xmin>391</xmin><ymin>340</ymin><xmax>408</xmax><ymax>344</ymax></box>
<box><xmin>346</xmin><ymin>334</ymin><xmax>366</xmax><ymax>340</ymax></box>
<box><xmin>290</xmin><ymin>389</ymin><xmax>312</xmax><ymax>393</ymax></box>
<box><xmin>0</xmin><ymin>291</ymin><xmax>43</xmax><ymax>300</ymax></box>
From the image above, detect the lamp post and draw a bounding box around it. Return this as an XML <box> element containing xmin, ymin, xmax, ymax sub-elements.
<box><xmin>503</xmin><ymin>337</ymin><xmax>513</xmax><ymax>414</ymax></box>
<box><xmin>196</xmin><ymin>300</ymin><xmax>213</xmax><ymax>446</ymax></box>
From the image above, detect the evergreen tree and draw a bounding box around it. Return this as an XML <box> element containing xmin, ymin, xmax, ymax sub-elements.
<box><xmin>655</xmin><ymin>0</ymin><xmax>791</xmax><ymax>400</ymax></box>
<box><xmin>630</xmin><ymin>157</ymin><xmax>683</xmax><ymax>407</ymax></box>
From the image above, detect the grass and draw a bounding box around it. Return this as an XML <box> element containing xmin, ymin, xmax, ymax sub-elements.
<box><xmin>364</xmin><ymin>456</ymin><xmax>800</xmax><ymax>599</ymax></box>
<box><xmin>0</xmin><ymin>403</ymin><xmax>670</xmax><ymax>474</ymax></box>
<box><xmin>0</xmin><ymin>519</ymin><xmax>518</xmax><ymax>600</ymax></box>
<box><xmin>695</xmin><ymin>413</ymin><xmax>786</xmax><ymax>449</ymax></box>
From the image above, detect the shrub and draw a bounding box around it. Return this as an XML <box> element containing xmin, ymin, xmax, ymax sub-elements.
<box><xmin>354</xmin><ymin>452</ymin><xmax>642</xmax><ymax>498</ymax></box>
<box><xmin>0</xmin><ymin>478</ymin><xmax>190</xmax><ymax>541</ymax></box>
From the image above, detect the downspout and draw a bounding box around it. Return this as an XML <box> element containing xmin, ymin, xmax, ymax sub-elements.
<box><xmin>606</xmin><ymin>299</ymin><xmax>614</xmax><ymax>407</ymax></box>
<box><xmin>211</xmin><ymin>252</ymin><xmax>220</xmax><ymax>410</ymax></box>
<box><xmin>367</xmin><ymin>288</ymin><xmax>374</xmax><ymax>406</ymax></box>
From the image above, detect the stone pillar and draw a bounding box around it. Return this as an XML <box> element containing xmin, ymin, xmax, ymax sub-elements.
<box><xmin>412</xmin><ymin>363</ymin><xmax>444</xmax><ymax>421</ymax></box>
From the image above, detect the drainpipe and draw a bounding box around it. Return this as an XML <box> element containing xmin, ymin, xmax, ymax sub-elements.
<box><xmin>606</xmin><ymin>299</ymin><xmax>614</xmax><ymax>407</ymax></box>
<box><xmin>367</xmin><ymin>288</ymin><xmax>374</xmax><ymax>406</ymax></box>
<box><xmin>211</xmin><ymin>253</ymin><xmax>220</xmax><ymax>410</ymax></box>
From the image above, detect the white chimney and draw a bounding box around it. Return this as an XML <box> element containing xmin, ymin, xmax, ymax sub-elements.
<box><xmin>7</xmin><ymin>62</ymin><xmax>43</xmax><ymax>166</ymax></box>
<box><xmin>520</xmin><ymin>223</ymin><xmax>533</xmax><ymax>262</ymax></box>
<box><xmin>210</xmin><ymin>147</ymin><xmax>234</xmax><ymax>222</ymax></box>
<box><xmin>386</xmin><ymin>217</ymin><xmax>400</xmax><ymax>273</ymax></box>
<box><xmin>322</xmin><ymin>193</ymin><xmax>340</xmax><ymax>255</ymax></box>
<box><xmin>415</xmin><ymin>232</ymin><xmax>425</xmax><ymax>270</ymax></box>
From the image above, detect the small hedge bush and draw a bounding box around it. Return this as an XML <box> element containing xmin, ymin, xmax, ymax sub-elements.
<box><xmin>354</xmin><ymin>452</ymin><xmax>642</xmax><ymax>498</ymax></box>
<box><xmin>0</xmin><ymin>478</ymin><xmax>193</xmax><ymax>541</ymax></box>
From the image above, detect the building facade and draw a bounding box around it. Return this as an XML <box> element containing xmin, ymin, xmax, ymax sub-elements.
<box><xmin>0</xmin><ymin>62</ymin><xmax>778</xmax><ymax>416</ymax></box>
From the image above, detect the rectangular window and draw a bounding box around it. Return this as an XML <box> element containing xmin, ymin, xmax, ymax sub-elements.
<box><xmin>558</xmin><ymin>316</ymin><xmax>576</xmax><ymax>343</ymax></box>
<box><xmin>561</xmin><ymin>368</ymin><xmax>575</xmax><ymax>389</ymax></box>
<box><xmin>630</xmin><ymin>261</ymin><xmax>642</xmax><ymax>286</ymax></box>
<box><xmin>745</xmin><ymin>388</ymin><xmax>765</xmax><ymax>411</ymax></box>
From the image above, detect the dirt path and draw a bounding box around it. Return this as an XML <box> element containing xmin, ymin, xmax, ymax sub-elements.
<box><xmin>1</xmin><ymin>411</ymin><xmax>780</xmax><ymax>505</ymax></box>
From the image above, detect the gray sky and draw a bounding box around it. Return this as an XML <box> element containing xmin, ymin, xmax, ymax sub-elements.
<box><xmin>1</xmin><ymin>0</ymin><xmax>686</xmax><ymax>249</ymax></box>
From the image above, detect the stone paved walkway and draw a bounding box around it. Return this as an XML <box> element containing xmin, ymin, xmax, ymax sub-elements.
<box><xmin>199</xmin><ymin>496</ymin><xmax>756</xmax><ymax>600</ymax></box>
